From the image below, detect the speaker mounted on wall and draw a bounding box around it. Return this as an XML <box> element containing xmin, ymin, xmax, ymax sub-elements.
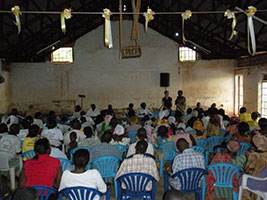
<box><xmin>160</xmin><ymin>73</ymin><xmax>170</xmax><ymax>87</ymax></box>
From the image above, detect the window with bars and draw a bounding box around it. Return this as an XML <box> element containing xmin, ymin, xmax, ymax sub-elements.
<box><xmin>178</xmin><ymin>47</ymin><xmax>197</xmax><ymax>62</ymax></box>
<box><xmin>51</xmin><ymin>47</ymin><xmax>73</xmax><ymax>64</ymax></box>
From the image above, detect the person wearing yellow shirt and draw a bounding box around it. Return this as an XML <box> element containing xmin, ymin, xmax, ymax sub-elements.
<box><xmin>239</xmin><ymin>107</ymin><xmax>251</xmax><ymax>122</ymax></box>
<box><xmin>22</xmin><ymin>125</ymin><xmax>40</xmax><ymax>153</ymax></box>
<box><xmin>248</xmin><ymin>111</ymin><xmax>260</xmax><ymax>128</ymax></box>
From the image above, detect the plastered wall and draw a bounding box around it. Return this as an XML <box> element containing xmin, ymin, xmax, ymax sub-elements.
<box><xmin>0</xmin><ymin>63</ymin><xmax>11</xmax><ymax>114</ymax></box>
<box><xmin>6</xmin><ymin>21</ymin><xmax>235</xmax><ymax>115</ymax></box>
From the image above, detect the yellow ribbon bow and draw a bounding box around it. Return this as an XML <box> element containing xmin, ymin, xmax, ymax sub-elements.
<box><xmin>143</xmin><ymin>7</ymin><xmax>155</xmax><ymax>32</ymax></box>
<box><xmin>11</xmin><ymin>6</ymin><xmax>22</xmax><ymax>34</ymax></box>
<box><xmin>181</xmin><ymin>10</ymin><xmax>192</xmax><ymax>44</ymax></box>
<box><xmin>102</xmin><ymin>8</ymin><xmax>113</xmax><ymax>48</ymax></box>
<box><xmin>61</xmin><ymin>8</ymin><xmax>72</xmax><ymax>33</ymax></box>
<box><xmin>224</xmin><ymin>10</ymin><xmax>238</xmax><ymax>40</ymax></box>
<box><xmin>247</xmin><ymin>6</ymin><xmax>257</xmax><ymax>56</ymax></box>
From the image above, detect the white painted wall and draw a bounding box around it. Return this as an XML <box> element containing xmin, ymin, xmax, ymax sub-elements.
<box><xmin>7</xmin><ymin>21</ymin><xmax>235</xmax><ymax>115</ymax></box>
<box><xmin>0</xmin><ymin>62</ymin><xmax>11</xmax><ymax>114</ymax></box>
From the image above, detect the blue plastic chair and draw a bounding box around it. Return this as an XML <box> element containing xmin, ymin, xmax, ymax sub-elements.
<box><xmin>190</xmin><ymin>146</ymin><xmax>206</xmax><ymax>154</ymax></box>
<box><xmin>21</xmin><ymin>150</ymin><xmax>35</xmax><ymax>160</ymax></box>
<box><xmin>58</xmin><ymin>186</ymin><xmax>110</xmax><ymax>200</ymax></box>
<box><xmin>204</xmin><ymin>163</ymin><xmax>241</xmax><ymax>200</ymax></box>
<box><xmin>116</xmin><ymin>172</ymin><xmax>156</xmax><ymax>200</ymax></box>
<box><xmin>114</xmin><ymin>144</ymin><xmax>128</xmax><ymax>158</ymax></box>
<box><xmin>152</xmin><ymin>110</ymin><xmax>160</xmax><ymax>118</ymax></box>
<box><xmin>30</xmin><ymin>185</ymin><xmax>57</xmax><ymax>200</ymax></box>
<box><xmin>224</xmin><ymin>134</ymin><xmax>233</xmax><ymax>141</ymax></box>
<box><xmin>70</xmin><ymin>146</ymin><xmax>91</xmax><ymax>161</ymax></box>
<box><xmin>164</xmin><ymin>168</ymin><xmax>207</xmax><ymax>200</ymax></box>
<box><xmin>57</xmin><ymin>157</ymin><xmax>72</xmax><ymax>171</ymax></box>
<box><xmin>196</xmin><ymin>139</ymin><xmax>208</xmax><ymax>149</ymax></box>
<box><xmin>207</xmin><ymin>136</ymin><xmax>224</xmax><ymax>153</ymax></box>
<box><xmin>128</xmin><ymin>130</ymin><xmax>137</xmax><ymax>144</ymax></box>
<box><xmin>159</xmin><ymin>142</ymin><xmax>177</xmax><ymax>177</ymax></box>
<box><xmin>237</xmin><ymin>142</ymin><xmax>251</xmax><ymax>156</ymax></box>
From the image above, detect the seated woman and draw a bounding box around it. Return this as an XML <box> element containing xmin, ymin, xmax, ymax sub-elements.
<box><xmin>110</xmin><ymin>125</ymin><xmax>130</xmax><ymax>146</ymax></box>
<box><xmin>19</xmin><ymin>138</ymin><xmax>62</xmax><ymax>188</ymax></box>
<box><xmin>59</xmin><ymin>149</ymin><xmax>107</xmax><ymax>198</ymax></box>
<box><xmin>206</xmin><ymin>139</ymin><xmax>246</xmax><ymax>200</ymax></box>
<box><xmin>22</xmin><ymin>125</ymin><xmax>40</xmax><ymax>153</ymax></box>
<box><xmin>206</xmin><ymin>114</ymin><xmax>222</xmax><ymax>137</ymax></box>
<box><xmin>232</xmin><ymin>122</ymin><xmax>251</xmax><ymax>143</ymax></box>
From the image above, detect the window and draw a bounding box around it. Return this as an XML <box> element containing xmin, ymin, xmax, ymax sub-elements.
<box><xmin>178</xmin><ymin>47</ymin><xmax>196</xmax><ymax>62</ymax></box>
<box><xmin>51</xmin><ymin>47</ymin><xmax>73</xmax><ymax>64</ymax></box>
<box><xmin>234</xmin><ymin>75</ymin><xmax>243</xmax><ymax>115</ymax></box>
<box><xmin>261</xmin><ymin>81</ymin><xmax>267</xmax><ymax>118</ymax></box>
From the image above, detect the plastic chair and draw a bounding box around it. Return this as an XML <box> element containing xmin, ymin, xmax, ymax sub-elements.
<box><xmin>164</xmin><ymin>168</ymin><xmax>207</xmax><ymax>200</ymax></box>
<box><xmin>159</xmin><ymin>142</ymin><xmax>177</xmax><ymax>177</ymax></box>
<box><xmin>237</xmin><ymin>142</ymin><xmax>251</xmax><ymax>156</ymax></box>
<box><xmin>128</xmin><ymin>130</ymin><xmax>137</xmax><ymax>144</ymax></box>
<box><xmin>30</xmin><ymin>185</ymin><xmax>57</xmax><ymax>200</ymax></box>
<box><xmin>205</xmin><ymin>163</ymin><xmax>241</xmax><ymax>200</ymax></box>
<box><xmin>56</xmin><ymin>157</ymin><xmax>72</xmax><ymax>171</ymax></box>
<box><xmin>116</xmin><ymin>172</ymin><xmax>156</xmax><ymax>200</ymax></box>
<box><xmin>58</xmin><ymin>186</ymin><xmax>110</xmax><ymax>200</ymax></box>
<box><xmin>190</xmin><ymin>146</ymin><xmax>205</xmax><ymax>154</ymax></box>
<box><xmin>238</xmin><ymin>174</ymin><xmax>267</xmax><ymax>200</ymax></box>
<box><xmin>207</xmin><ymin>136</ymin><xmax>224</xmax><ymax>153</ymax></box>
<box><xmin>70</xmin><ymin>146</ymin><xmax>90</xmax><ymax>161</ymax></box>
<box><xmin>224</xmin><ymin>134</ymin><xmax>233</xmax><ymax>141</ymax></box>
<box><xmin>21</xmin><ymin>150</ymin><xmax>35</xmax><ymax>160</ymax></box>
<box><xmin>196</xmin><ymin>139</ymin><xmax>208</xmax><ymax>149</ymax></box>
<box><xmin>114</xmin><ymin>144</ymin><xmax>128</xmax><ymax>158</ymax></box>
<box><xmin>152</xmin><ymin>110</ymin><xmax>160</xmax><ymax>119</ymax></box>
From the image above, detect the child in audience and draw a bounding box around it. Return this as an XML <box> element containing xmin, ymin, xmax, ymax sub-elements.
<box><xmin>248</xmin><ymin>111</ymin><xmax>260</xmax><ymax>128</ymax></box>
<box><xmin>239</xmin><ymin>107</ymin><xmax>251</xmax><ymax>122</ymax></box>
<box><xmin>68</xmin><ymin>132</ymin><xmax>78</xmax><ymax>156</ymax></box>
<box><xmin>232</xmin><ymin>122</ymin><xmax>251</xmax><ymax>143</ymax></box>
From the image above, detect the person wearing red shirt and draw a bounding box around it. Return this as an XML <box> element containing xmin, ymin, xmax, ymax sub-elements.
<box><xmin>19</xmin><ymin>138</ymin><xmax>62</xmax><ymax>188</ymax></box>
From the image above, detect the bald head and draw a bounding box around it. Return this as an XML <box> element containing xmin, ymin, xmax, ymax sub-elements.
<box><xmin>176</xmin><ymin>138</ymin><xmax>189</xmax><ymax>153</ymax></box>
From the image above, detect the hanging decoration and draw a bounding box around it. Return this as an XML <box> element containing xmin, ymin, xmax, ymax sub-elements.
<box><xmin>247</xmin><ymin>6</ymin><xmax>257</xmax><ymax>56</ymax></box>
<box><xmin>11</xmin><ymin>6</ymin><xmax>22</xmax><ymax>34</ymax></box>
<box><xmin>61</xmin><ymin>8</ymin><xmax>72</xmax><ymax>33</ymax></box>
<box><xmin>143</xmin><ymin>7</ymin><xmax>155</xmax><ymax>32</ymax></box>
<box><xmin>224</xmin><ymin>9</ymin><xmax>238</xmax><ymax>40</ymax></box>
<box><xmin>181</xmin><ymin>10</ymin><xmax>192</xmax><ymax>44</ymax></box>
<box><xmin>102</xmin><ymin>8</ymin><xmax>113</xmax><ymax>48</ymax></box>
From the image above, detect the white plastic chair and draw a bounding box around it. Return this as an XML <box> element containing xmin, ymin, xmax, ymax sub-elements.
<box><xmin>0</xmin><ymin>151</ymin><xmax>20</xmax><ymax>190</ymax></box>
<box><xmin>239</xmin><ymin>174</ymin><xmax>267</xmax><ymax>200</ymax></box>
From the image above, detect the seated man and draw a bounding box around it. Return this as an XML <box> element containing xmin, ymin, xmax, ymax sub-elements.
<box><xmin>136</xmin><ymin>102</ymin><xmax>152</xmax><ymax>119</ymax></box>
<box><xmin>90</xmin><ymin>131</ymin><xmax>121</xmax><ymax>161</ymax></box>
<box><xmin>115</xmin><ymin>140</ymin><xmax>159</xmax><ymax>190</ymax></box>
<box><xmin>171</xmin><ymin>139</ymin><xmax>205</xmax><ymax>190</ymax></box>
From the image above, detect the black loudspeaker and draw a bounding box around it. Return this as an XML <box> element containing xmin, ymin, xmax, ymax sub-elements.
<box><xmin>160</xmin><ymin>73</ymin><xmax>170</xmax><ymax>87</ymax></box>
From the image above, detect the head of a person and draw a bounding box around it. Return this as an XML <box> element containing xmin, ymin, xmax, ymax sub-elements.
<box><xmin>101</xmin><ymin>131</ymin><xmax>113</xmax><ymax>143</ymax></box>
<box><xmin>113</xmin><ymin>125</ymin><xmax>124</xmax><ymax>136</ymax></box>
<box><xmin>71</xmin><ymin>120</ymin><xmax>81</xmax><ymax>130</ymax></box>
<box><xmin>218</xmin><ymin>109</ymin><xmax>225</xmax><ymax>116</ymax></box>
<box><xmin>9</xmin><ymin>124</ymin><xmax>20</xmax><ymax>135</ymax></box>
<box><xmin>70</xmin><ymin>132</ymin><xmax>77</xmax><ymax>142</ymax></box>
<box><xmin>84</xmin><ymin>126</ymin><xmax>93</xmax><ymax>138</ymax></box>
<box><xmin>259</xmin><ymin>118</ymin><xmax>267</xmax><ymax>130</ymax></box>
<box><xmin>251</xmin><ymin>111</ymin><xmax>260</xmax><ymax>121</ymax></box>
<box><xmin>135</xmin><ymin>139</ymin><xmax>148</xmax><ymax>154</ymax></box>
<box><xmin>196</xmin><ymin>102</ymin><xmax>201</xmax><ymax>108</ymax></box>
<box><xmin>28</xmin><ymin>125</ymin><xmax>40</xmax><ymax>138</ymax></box>
<box><xmin>226</xmin><ymin>139</ymin><xmax>241</xmax><ymax>157</ymax></box>
<box><xmin>141</xmin><ymin>102</ymin><xmax>146</xmax><ymax>109</ymax></box>
<box><xmin>0</xmin><ymin>123</ymin><xmax>8</xmax><ymax>133</ymax></box>
<box><xmin>73</xmin><ymin>149</ymin><xmax>89</xmax><ymax>170</ymax></box>
<box><xmin>176</xmin><ymin>138</ymin><xmax>189</xmax><ymax>153</ymax></box>
<box><xmin>46</xmin><ymin>117</ymin><xmax>57</xmax><ymax>129</ymax></box>
<box><xmin>11</xmin><ymin>187</ymin><xmax>38</xmax><ymax>200</ymax></box>
<box><xmin>178</xmin><ymin>90</ymin><xmax>183</xmax><ymax>96</ymax></box>
<box><xmin>238</xmin><ymin>122</ymin><xmax>250</xmax><ymax>136</ymax></box>
<box><xmin>11</xmin><ymin>108</ymin><xmax>19</xmax><ymax>116</ymax></box>
<box><xmin>164</xmin><ymin>90</ymin><xmax>169</xmax><ymax>97</ymax></box>
<box><xmin>34</xmin><ymin>112</ymin><xmax>42</xmax><ymax>119</ymax></box>
<box><xmin>129</xmin><ymin>103</ymin><xmax>134</xmax><ymax>109</ymax></box>
<box><xmin>211</xmin><ymin>103</ymin><xmax>216</xmax><ymax>109</ymax></box>
<box><xmin>163</xmin><ymin>189</ymin><xmax>185</xmax><ymax>200</ymax></box>
<box><xmin>137</xmin><ymin>128</ymin><xmax>147</xmax><ymax>140</ymax></box>
<box><xmin>80</xmin><ymin>116</ymin><xmax>86</xmax><ymax>123</ymax></box>
<box><xmin>239</xmin><ymin>107</ymin><xmax>247</xmax><ymax>114</ymax></box>
<box><xmin>157</xmin><ymin>125</ymin><xmax>168</xmax><ymax>138</ymax></box>
<box><xmin>91</xmin><ymin>104</ymin><xmax>96</xmax><ymax>110</ymax></box>
<box><xmin>34</xmin><ymin>138</ymin><xmax>51</xmax><ymax>159</ymax></box>
<box><xmin>129</xmin><ymin>116</ymin><xmax>139</xmax><ymax>125</ymax></box>
<box><xmin>108</xmin><ymin>104</ymin><xmax>113</xmax><ymax>110</ymax></box>
<box><xmin>186</xmin><ymin>108</ymin><xmax>192</xmax><ymax>115</ymax></box>
<box><xmin>191</xmin><ymin>110</ymin><xmax>198</xmax><ymax>118</ymax></box>
<box><xmin>48</xmin><ymin>111</ymin><xmax>56</xmax><ymax>118</ymax></box>
<box><xmin>21</xmin><ymin>119</ymin><xmax>31</xmax><ymax>129</ymax></box>
<box><xmin>75</xmin><ymin>105</ymin><xmax>82</xmax><ymax>112</ymax></box>
<box><xmin>26</xmin><ymin>116</ymin><xmax>34</xmax><ymax>124</ymax></box>
<box><xmin>223</xmin><ymin>115</ymin><xmax>230</xmax><ymax>121</ymax></box>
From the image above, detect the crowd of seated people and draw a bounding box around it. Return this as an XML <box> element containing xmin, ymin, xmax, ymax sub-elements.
<box><xmin>0</xmin><ymin>97</ymin><xmax>266</xmax><ymax>200</ymax></box>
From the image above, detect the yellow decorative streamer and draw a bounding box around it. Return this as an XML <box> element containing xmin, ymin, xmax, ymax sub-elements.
<box><xmin>247</xmin><ymin>6</ymin><xmax>257</xmax><ymax>56</ymax></box>
<box><xmin>143</xmin><ymin>7</ymin><xmax>155</xmax><ymax>32</ymax></box>
<box><xmin>102</xmin><ymin>8</ymin><xmax>113</xmax><ymax>48</ymax></box>
<box><xmin>11</xmin><ymin>6</ymin><xmax>22</xmax><ymax>34</ymax></box>
<box><xmin>224</xmin><ymin>10</ymin><xmax>238</xmax><ymax>40</ymax></box>
<box><xmin>181</xmin><ymin>10</ymin><xmax>192</xmax><ymax>44</ymax></box>
<box><xmin>61</xmin><ymin>8</ymin><xmax>72</xmax><ymax>33</ymax></box>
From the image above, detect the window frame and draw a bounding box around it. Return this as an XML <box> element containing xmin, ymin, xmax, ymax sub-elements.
<box><xmin>178</xmin><ymin>46</ymin><xmax>197</xmax><ymax>62</ymax></box>
<box><xmin>51</xmin><ymin>47</ymin><xmax>74</xmax><ymax>64</ymax></box>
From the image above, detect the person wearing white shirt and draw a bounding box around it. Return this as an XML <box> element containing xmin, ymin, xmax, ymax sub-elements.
<box><xmin>59</xmin><ymin>149</ymin><xmax>107</xmax><ymax>200</ymax></box>
<box><xmin>63</xmin><ymin>120</ymin><xmax>85</xmax><ymax>145</ymax></box>
<box><xmin>201</xmin><ymin>111</ymin><xmax>210</xmax><ymax>130</ymax></box>
<box><xmin>136</xmin><ymin>102</ymin><xmax>152</xmax><ymax>118</ymax></box>
<box><xmin>41</xmin><ymin>118</ymin><xmax>63</xmax><ymax>147</ymax></box>
<box><xmin>86</xmin><ymin>104</ymin><xmax>100</xmax><ymax>120</ymax></box>
<box><xmin>0</xmin><ymin>124</ymin><xmax>21</xmax><ymax>155</ymax></box>
<box><xmin>33</xmin><ymin>112</ymin><xmax>43</xmax><ymax>129</ymax></box>
<box><xmin>0</xmin><ymin>123</ymin><xmax>8</xmax><ymax>139</ymax></box>
<box><xmin>50</xmin><ymin>147</ymin><xmax>68</xmax><ymax>159</ymax></box>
